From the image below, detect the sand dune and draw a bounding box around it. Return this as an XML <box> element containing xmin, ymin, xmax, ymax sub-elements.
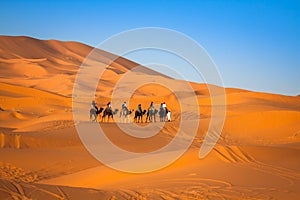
<box><xmin>0</xmin><ymin>36</ymin><xmax>300</xmax><ymax>199</ymax></box>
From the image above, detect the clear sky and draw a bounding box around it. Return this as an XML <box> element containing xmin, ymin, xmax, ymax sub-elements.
<box><xmin>1</xmin><ymin>0</ymin><xmax>299</xmax><ymax>96</ymax></box>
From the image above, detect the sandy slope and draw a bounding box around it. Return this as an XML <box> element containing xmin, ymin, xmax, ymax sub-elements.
<box><xmin>0</xmin><ymin>36</ymin><xmax>300</xmax><ymax>199</ymax></box>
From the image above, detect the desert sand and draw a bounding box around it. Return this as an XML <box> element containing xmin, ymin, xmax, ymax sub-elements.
<box><xmin>0</xmin><ymin>36</ymin><xmax>300</xmax><ymax>199</ymax></box>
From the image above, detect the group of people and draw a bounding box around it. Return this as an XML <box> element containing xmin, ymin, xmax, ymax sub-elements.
<box><xmin>91</xmin><ymin>100</ymin><xmax>171</xmax><ymax>122</ymax></box>
<box><xmin>125</xmin><ymin>101</ymin><xmax>171</xmax><ymax>122</ymax></box>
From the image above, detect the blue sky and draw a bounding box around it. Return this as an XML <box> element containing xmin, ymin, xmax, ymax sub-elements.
<box><xmin>1</xmin><ymin>0</ymin><xmax>299</xmax><ymax>95</ymax></box>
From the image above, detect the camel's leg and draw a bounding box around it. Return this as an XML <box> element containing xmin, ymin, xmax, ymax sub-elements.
<box><xmin>91</xmin><ymin>114</ymin><xmax>94</xmax><ymax>122</ymax></box>
<box><xmin>95</xmin><ymin>114</ymin><xmax>98</xmax><ymax>122</ymax></box>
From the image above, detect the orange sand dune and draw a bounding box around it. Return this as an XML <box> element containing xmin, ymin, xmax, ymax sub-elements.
<box><xmin>0</xmin><ymin>36</ymin><xmax>300</xmax><ymax>199</ymax></box>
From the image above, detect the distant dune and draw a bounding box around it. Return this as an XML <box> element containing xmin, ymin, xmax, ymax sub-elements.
<box><xmin>0</xmin><ymin>36</ymin><xmax>300</xmax><ymax>199</ymax></box>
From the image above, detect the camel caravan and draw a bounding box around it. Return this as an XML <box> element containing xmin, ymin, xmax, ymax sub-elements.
<box><xmin>89</xmin><ymin>101</ymin><xmax>171</xmax><ymax>123</ymax></box>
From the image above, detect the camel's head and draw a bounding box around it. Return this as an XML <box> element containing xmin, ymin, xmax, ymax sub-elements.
<box><xmin>113</xmin><ymin>109</ymin><xmax>119</xmax><ymax>115</ymax></box>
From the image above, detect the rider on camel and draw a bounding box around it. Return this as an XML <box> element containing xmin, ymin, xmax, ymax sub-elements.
<box><xmin>137</xmin><ymin>104</ymin><xmax>142</xmax><ymax>114</ymax></box>
<box><xmin>91</xmin><ymin>100</ymin><xmax>98</xmax><ymax>112</ymax></box>
<box><xmin>149</xmin><ymin>101</ymin><xmax>154</xmax><ymax>111</ymax></box>
<box><xmin>120</xmin><ymin>101</ymin><xmax>128</xmax><ymax>117</ymax></box>
<box><xmin>122</xmin><ymin>101</ymin><xmax>127</xmax><ymax>111</ymax></box>
<box><xmin>107</xmin><ymin>102</ymin><xmax>112</xmax><ymax>112</ymax></box>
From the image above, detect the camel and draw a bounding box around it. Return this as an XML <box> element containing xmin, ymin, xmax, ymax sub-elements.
<box><xmin>159</xmin><ymin>107</ymin><xmax>167</xmax><ymax>122</ymax></box>
<box><xmin>102</xmin><ymin>108</ymin><xmax>119</xmax><ymax>122</ymax></box>
<box><xmin>119</xmin><ymin>108</ymin><xmax>134</xmax><ymax>123</ymax></box>
<box><xmin>134</xmin><ymin>109</ymin><xmax>147</xmax><ymax>123</ymax></box>
<box><xmin>89</xmin><ymin>107</ymin><xmax>104</xmax><ymax>122</ymax></box>
<box><xmin>146</xmin><ymin>108</ymin><xmax>158</xmax><ymax>122</ymax></box>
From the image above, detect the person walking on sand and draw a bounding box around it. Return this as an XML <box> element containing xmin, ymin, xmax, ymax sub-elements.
<box><xmin>167</xmin><ymin>109</ymin><xmax>171</xmax><ymax>122</ymax></box>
